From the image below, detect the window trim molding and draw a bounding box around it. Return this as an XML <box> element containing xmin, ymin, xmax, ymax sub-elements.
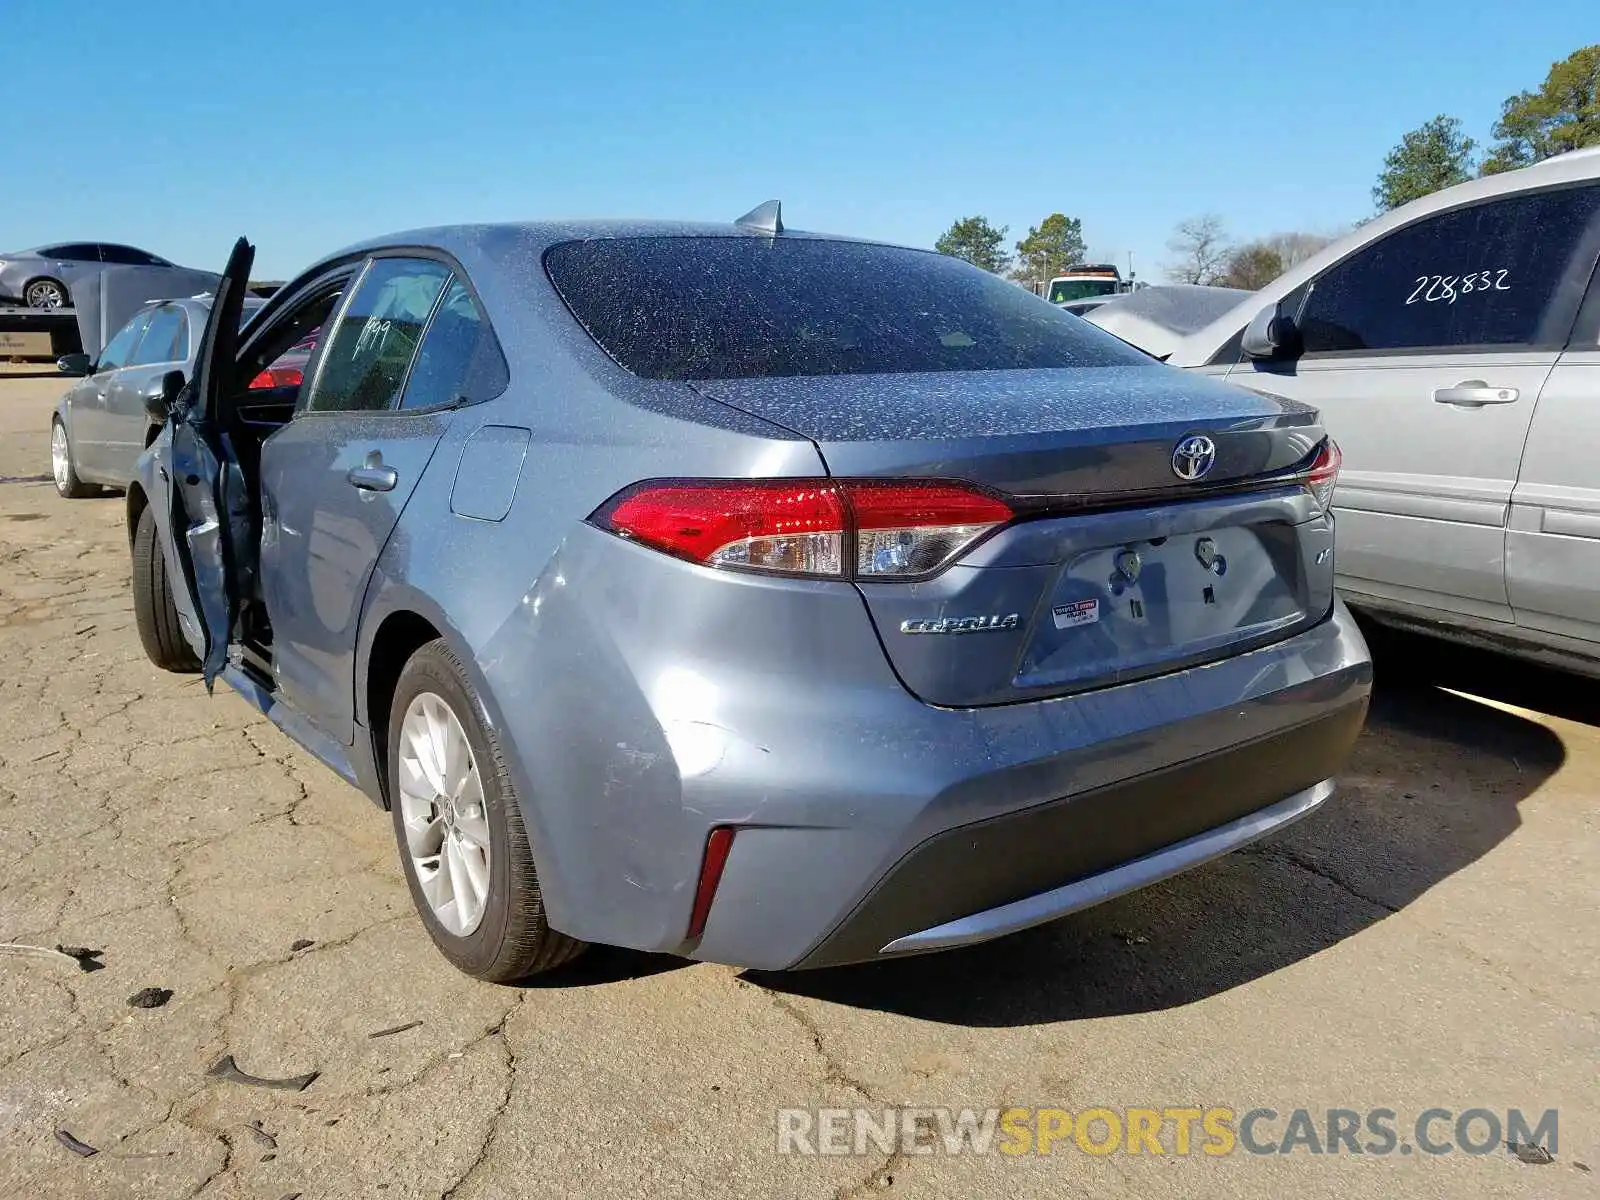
<box><xmin>294</xmin><ymin>255</ymin><xmax>453</xmax><ymax>418</ymax></box>
<box><xmin>287</xmin><ymin>246</ymin><xmax>510</xmax><ymax>419</ymax></box>
<box><xmin>368</xmin><ymin>246</ymin><xmax>510</xmax><ymax>411</ymax></box>
<box><xmin>294</xmin><ymin>258</ymin><xmax>376</xmax><ymax>416</ymax></box>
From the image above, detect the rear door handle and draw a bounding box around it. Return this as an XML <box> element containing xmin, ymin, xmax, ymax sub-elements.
<box><xmin>347</xmin><ymin>452</ymin><xmax>398</xmax><ymax>492</ymax></box>
<box><xmin>1433</xmin><ymin>381</ymin><xmax>1519</xmax><ymax>407</ymax></box>
<box><xmin>347</xmin><ymin>467</ymin><xmax>397</xmax><ymax>491</ymax></box>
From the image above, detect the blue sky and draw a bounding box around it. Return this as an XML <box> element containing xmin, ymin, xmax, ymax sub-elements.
<box><xmin>2</xmin><ymin>1</ymin><xmax>1592</xmax><ymax>279</ymax></box>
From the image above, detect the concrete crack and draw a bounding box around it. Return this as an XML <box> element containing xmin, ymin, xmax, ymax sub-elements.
<box><xmin>439</xmin><ymin>1004</ymin><xmax>521</xmax><ymax>1199</ymax></box>
<box><xmin>764</xmin><ymin>992</ymin><xmax>916</xmax><ymax>1198</ymax></box>
<box><xmin>768</xmin><ymin>993</ymin><xmax>875</xmax><ymax>1101</ymax></box>
<box><xmin>1242</xmin><ymin>841</ymin><xmax>1400</xmax><ymax>913</ymax></box>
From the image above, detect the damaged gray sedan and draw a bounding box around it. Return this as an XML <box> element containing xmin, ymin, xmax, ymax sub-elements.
<box><xmin>130</xmin><ymin>209</ymin><xmax>1371</xmax><ymax>981</ymax></box>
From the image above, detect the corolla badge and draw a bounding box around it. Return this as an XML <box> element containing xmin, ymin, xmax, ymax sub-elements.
<box><xmin>1171</xmin><ymin>435</ymin><xmax>1217</xmax><ymax>482</ymax></box>
<box><xmin>900</xmin><ymin>613</ymin><xmax>1021</xmax><ymax>635</ymax></box>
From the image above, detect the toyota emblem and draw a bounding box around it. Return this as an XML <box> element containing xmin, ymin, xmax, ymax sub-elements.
<box><xmin>1172</xmin><ymin>435</ymin><xmax>1217</xmax><ymax>482</ymax></box>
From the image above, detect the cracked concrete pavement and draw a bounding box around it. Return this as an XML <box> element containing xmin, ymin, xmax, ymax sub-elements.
<box><xmin>0</xmin><ymin>368</ymin><xmax>1595</xmax><ymax>1198</ymax></box>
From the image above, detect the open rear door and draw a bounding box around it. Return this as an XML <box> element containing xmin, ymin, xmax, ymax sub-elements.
<box><xmin>152</xmin><ymin>237</ymin><xmax>256</xmax><ymax>687</ymax></box>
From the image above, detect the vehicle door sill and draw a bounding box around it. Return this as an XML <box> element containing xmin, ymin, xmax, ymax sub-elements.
<box><xmin>219</xmin><ymin>664</ymin><xmax>360</xmax><ymax>787</ymax></box>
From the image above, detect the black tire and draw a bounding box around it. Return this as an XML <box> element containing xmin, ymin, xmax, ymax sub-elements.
<box><xmin>25</xmin><ymin>278</ymin><xmax>68</xmax><ymax>309</ymax></box>
<box><xmin>388</xmin><ymin>638</ymin><xmax>586</xmax><ymax>981</ymax></box>
<box><xmin>131</xmin><ymin>504</ymin><xmax>201</xmax><ymax>673</ymax></box>
<box><xmin>51</xmin><ymin>418</ymin><xmax>98</xmax><ymax>499</ymax></box>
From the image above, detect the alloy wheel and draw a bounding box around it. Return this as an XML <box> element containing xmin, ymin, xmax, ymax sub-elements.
<box><xmin>50</xmin><ymin>423</ymin><xmax>70</xmax><ymax>492</ymax></box>
<box><xmin>397</xmin><ymin>691</ymin><xmax>492</xmax><ymax>936</ymax></box>
<box><xmin>26</xmin><ymin>281</ymin><xmax>65</xmax><ymax>309</ymax></box>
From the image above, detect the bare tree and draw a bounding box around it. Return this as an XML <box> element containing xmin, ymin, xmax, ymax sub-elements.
<box><xmin>1218</xmin><ymin>243</ymin><xmax>1285</xmax><ymax>291</ymax></box>
<box><xmin>1259</xmin><ymin>230</ymin><xmax>1339</xmax><ymax>270</ymax></box>
<box><xmin>1164</xmin><ymin>215</ymin><xmax>1231</xmax><ymax>285</ymax></box>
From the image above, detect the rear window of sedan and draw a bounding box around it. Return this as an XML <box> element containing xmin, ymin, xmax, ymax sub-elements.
<box><xmin>543</xmin><ymin>236</ymin><xmax>1155</xmax><ymax>380</ymax></box>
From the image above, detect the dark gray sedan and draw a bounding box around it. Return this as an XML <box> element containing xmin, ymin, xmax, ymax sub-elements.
<box><xmin>51</xmin><ymin>296</ymin><xmax>266</xmax><ymax>496</ymax></box>
<box><xmin>131</xmin><ymin>213</ymin><xmax>1371</xmax><ymax>982</ymax></box>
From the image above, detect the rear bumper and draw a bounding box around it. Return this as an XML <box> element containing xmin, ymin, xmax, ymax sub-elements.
<box><xmin>481</xmin><ymin>523</ymin><xmax>1371</xmax><ymax>970</ymax></box>
<box><xmin>698</xmin><ymin>608</ymin><xmax>1368</xmax><ymax>970</ymax></box>
<box><xmin>795</xmin><ymin>701</ymin><xmax>1359</xmax><ymax>968</ymax></box>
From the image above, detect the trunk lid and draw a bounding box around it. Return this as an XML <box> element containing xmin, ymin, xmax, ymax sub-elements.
<box><xmin>692</xmin><ymin>365</ymin><xmax>1321</xmax><ymax>497</ymax></box>
<box><xmin>697</xmin><ymin>366</ymin><xmax>1335</xmax><ymax>706</ymax></box>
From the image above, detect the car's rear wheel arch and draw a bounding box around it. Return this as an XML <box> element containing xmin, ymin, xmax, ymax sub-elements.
<box><xmin>365</xmin><ymin>609</ymin><xmax>445</xmax><ymax>810</ymax></box>
<box><xmin>358</xmin><ymin>586</ymin><xmax>574</xmax><ymax>935</ymax></box>
<box><xmin>125</xmin><ymin>483</ymin><xmax>148</xmax><ymax>550</ymax></box>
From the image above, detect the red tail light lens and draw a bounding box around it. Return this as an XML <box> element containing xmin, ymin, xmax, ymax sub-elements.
<box><xmin>1306</xmin><ymin>439</ymin><xmax>1341</xmax><ymax>513</ymax></box>
<box><xmin>248</xmin><ymin>365</ymin><xmax>304</xmax><ymax>391</ymax></box>
<box><xmin>603</xmin><ymin>480</ymin><xmax>848</xmax><ymax>575</ymax></box>
<box><xmin>593</xmin><ymin>478</ymin><xmax>1013</xmax><ymax>580</ymax></box>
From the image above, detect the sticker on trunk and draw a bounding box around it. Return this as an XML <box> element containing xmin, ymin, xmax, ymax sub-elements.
<box><xmin>1052</xmin><ymin>598</ymin><xmax>1100</xmax><ymax>630</ymax></box>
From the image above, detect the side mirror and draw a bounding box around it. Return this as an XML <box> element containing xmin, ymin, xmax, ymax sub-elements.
<box><xmin>56</xmin><ymin>352</ymin><xmax>92</xmax><ymax>377</ymax></box>
<box><xmin>1242</xmin><ymin>304</ymin><xmax>1298</xmax><ymax>360</ymax></box>
<box><xmin>144</xmin><ymin>369</ymin><xmax>186</xmax><ymax>420</ymax></box>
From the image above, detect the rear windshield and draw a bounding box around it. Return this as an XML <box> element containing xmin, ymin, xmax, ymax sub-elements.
<box><xmin>543</xmin><ymin>236</ymin><xmax>1153</xmax><ymax>380</ymax></box>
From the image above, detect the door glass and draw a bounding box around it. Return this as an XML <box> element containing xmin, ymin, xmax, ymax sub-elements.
<box><xmin>301</xmin><ymin>258</ymin><xmax>451</xmax><ymax>413</ymax></box>
<box><xmin>131</xmin><ymin>306</ymin><xmax>185</xmax><ymax>365</ymax></box>
<box><xmin>96</xmin><ymin>312</ymin><xmax>151</xmax><ymax>372</ymax></box>
<box><xmin>100</xmin><ymin>244</ymin><xmax>157</xmax><ymax>265</ymax></box>
<box><xmin>399</xmin><ymin>278</ymin><xmax>509</xmax><ymax>410</ymax></box>
<box><xmin>1298</xmin><ymin>185</ymin><xmax>1600</xmax><ymax>354</ymax></box>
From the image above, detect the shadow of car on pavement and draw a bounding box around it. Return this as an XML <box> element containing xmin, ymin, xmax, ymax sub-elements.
<box><xmin>746</xmin><ymin>621</ymin><xmax>1568</xmax><ymax>1025</ymax></box>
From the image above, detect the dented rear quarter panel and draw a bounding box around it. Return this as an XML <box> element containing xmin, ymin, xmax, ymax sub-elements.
<box><xmin>348</xmin><ymin>230</ymin><xmax>825</xmax><ymax>934</ymax></box>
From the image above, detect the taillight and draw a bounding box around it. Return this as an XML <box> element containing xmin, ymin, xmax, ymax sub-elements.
<box><xmin>592</xmin><ymin>478</ymin><xmax>1013</xmax><ymax>580</ymax></box>
<box><xmin>848</xmin><ymin>481</ymin><xmax>1014</xmax><ymax>577</ymax></box>
<box><xmin>1306</xmin><ymin>439</ymin><xmax>1341</xmax><ymax>514</ymax></box>
<box><xmin>602</xmin><ymin>481</ymin><xmax>847</xmax><ymax>575</ymax></box>
<box><xmin>248</xmin><ymin>365</ymin><xmax>303</xmax><ymax>390</ymax></box>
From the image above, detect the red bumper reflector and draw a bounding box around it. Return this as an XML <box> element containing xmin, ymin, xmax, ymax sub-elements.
<box><xmin>687</xmin><ymin>826</ymin><xmax>736</xmax><ymax>939</ymax></box>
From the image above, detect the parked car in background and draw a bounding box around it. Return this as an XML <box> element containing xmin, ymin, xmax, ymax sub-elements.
<box><xmin>0</xmin><ymin>243</ymin><xmax>175</xmax><ymax>309</ymax></box>
<box><xmin>129</xmin><ymin>213</ymin><xmax>1369</xmax><ymax>983</ymax></box>
<box><xmin>1157</xmin><ymin>147</ymin><xmax>1600</xmax><ymax>677</ymax></box>
<box><xmin>51</xmin><ymin>296</ymin><xmax>267</xmax><ymax>497</ymax></box>
<box><xmin>1085</xmin><ymin>285</ymin><xmax>1253</xmax><ymax>359</ymax></box>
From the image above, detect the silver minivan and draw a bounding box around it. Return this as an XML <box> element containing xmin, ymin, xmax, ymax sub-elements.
<box><xmin>1147</xmin><ymin>147</ymin><xmax>1600</xmax><ymax>676</ymax></box>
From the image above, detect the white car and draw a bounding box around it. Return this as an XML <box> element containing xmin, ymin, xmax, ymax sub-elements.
<box><xmin>1136</xmin><ymin>147</ymin><xmax>1600</xmax><ymax>676</ymax></box>
<box><xmin>1083</xmin><ymin>285</ymin><xmax>1251</xmax><ymax>358</ymax></box>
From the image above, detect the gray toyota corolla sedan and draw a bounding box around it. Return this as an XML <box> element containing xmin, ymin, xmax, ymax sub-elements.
<box><xmin>130</xmin><ymin>207</ymin><xmax>1371</xmax><ymax>982</ymax></box>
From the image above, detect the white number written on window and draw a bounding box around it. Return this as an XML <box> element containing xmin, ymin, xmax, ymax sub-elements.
<box><xmin>1405</xmin><ymin>270</ymin><xmax>1510</xmax><ymax>305</ymax></box>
